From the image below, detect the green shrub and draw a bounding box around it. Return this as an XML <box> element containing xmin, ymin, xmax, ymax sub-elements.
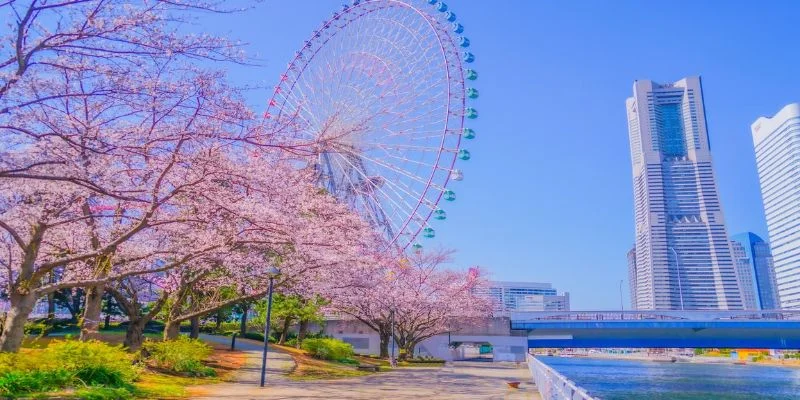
<box><xmin>143</xmin><ymin>336</ymin><xmax>215</xmax><ymax>377</ymax></box>
<box><xmin>238</xmin><ymin>331</ymin><xmax>276</xmax><ymax>343</ymax></box>
<box><xmin>0</xmin><ymin>369</ymin><xmax>72</xmax><ymax>395</ymax></box>
<box><xmin>301</xmin><ymin>338</ymin><xmax>354</xmax><ymax>361</ymax></box>
<box><xmin>0</xmin><ymin>340</ymin><xmax>137</xmax><ymax>398</ymax></box>
<box><xmin>43</xmin><ymin>340</ymin><xmax>139</xmax><ymax>384</ymax></box>
<box><xmin>23</xmin><ymin>321</ymin><xmax>49</xmax><ymax>335</ymax></box>
<box><xmin>408</xmin><ymin>356</ymin><xmax>445</xmax><ymax>364</ymax></box>
<box><xmin>242</xmin><ymin>331</ymin><xmax>264</xmax><ymax>342</ymax></box>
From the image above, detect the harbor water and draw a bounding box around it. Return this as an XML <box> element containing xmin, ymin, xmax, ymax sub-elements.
<box><xmin>540</xmin><ymin>356</ymin><xmax>800</xmax><ymax>399</ymax></box>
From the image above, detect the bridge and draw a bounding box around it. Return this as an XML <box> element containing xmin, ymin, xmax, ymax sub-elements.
<box><xmin>510</xmin><ymin>310</ymin><xmax>800</xmax><ymax>349</ymax></box>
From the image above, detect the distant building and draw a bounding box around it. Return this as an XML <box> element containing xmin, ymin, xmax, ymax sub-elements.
<box><xmin>751</xmin><ymin>103</ymin><xmax>800</xmax><ymax>310</ymax></box>
<box><xmin>478</xmin><ymin>281</ymin><xmax>570</xmax><ymax>313</ymax></box>
<box><xmin>731</xmin><ymin>233</ymin><xmax>780</xmax><ymax>310</ymax></box>
<box><xmin>625</xmin><ymin>76</ymin><xmax>743</xmax><ymax>310</ymax></box>
<box><xmin>730</xmin><ymin>239</ymin><xmax>759</xmax><ymax>310</ymax></box>
<box><xmin>627</xmin><ymin>246</ymin><xmax>639</xmax><ymax>309</ymax></box>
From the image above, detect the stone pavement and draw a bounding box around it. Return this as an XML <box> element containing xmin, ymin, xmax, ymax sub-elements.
<box><xmin>193</xmin><ymin>335</ymin><xmax>540</xmax><ymax>399</ymax></box>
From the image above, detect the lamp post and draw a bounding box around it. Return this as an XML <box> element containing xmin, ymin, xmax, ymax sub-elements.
<box><xmin>260</xmin><ymin>265</ymin><xmax>281</xmax><ymax>387</ymax></box>
<box><xmin>668</xmin><ymin>247</ymin><xmax>684</xmax><ymax>310</ymax></box>
<box><xmin>619</xmin><ymin>279</ymin><xmax>624</xmax><ymax>320</ymax></box>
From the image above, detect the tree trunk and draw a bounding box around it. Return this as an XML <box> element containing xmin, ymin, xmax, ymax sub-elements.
<box><xmin>80</xmin><ymin>284</ymin><xmax>104</xmax><ymax>341</ymax></box>
<box><xmin>0</xmin><ymin>291</ymin><xmax>38</xmax><ymax>352</ymax></box>
<box><xmin>125</xmin><ymin>319</ymin><xmax>146</xmax><ymax>352</ymax></box>
<box><xmin>71</xmin><ymin>294</ymin><xmax>82</xmax><ymax>323</ymax></box>
<box><xmin>215</xmin><ymin>310</ymin><xmax>223</xmax><ymax>331</ymax></box>
<box><xmin>190</xmin><ymin>316</ymin><xmax>200</xmax><ymax>339</ymax></box>
<box><xmin>163</xmin><ymin>320</ymin><xmax>181</xmax><ymax>340</ymax></box>
<box><xmin>296</xmin><ymin>320</ymin><xmax>309</xmax><ymax>348</ymax></box>
<box><xmin>403</xmin><ymin>341</ymin><xmax>418</xmax><ymax>360</ymax></box>
<box><xmin>379</xmin><ymin>329</ymin><xmax>391</xmax><ymax>359</ymax></box>
<box><xmin>239</xmin><ymin>304</ymin><xmax>249</xmax><ymax>336</ymax></box>
<box><xmin>44</xmin><ymin>291</ymin><xmax>56</xmax><ymax>337</ymax></box>
<box><xmin>278</xmin><ymin>316</ymin><xmax>291</xmax><ymax>345</ymax></box>
<box><xmin>104</xmin><ymin>314</ymin><xmax>111</xmax><ymax>330</ymax></box>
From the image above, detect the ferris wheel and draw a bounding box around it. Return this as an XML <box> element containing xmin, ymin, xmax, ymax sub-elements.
<box><xmin>266</xmin><ymin>0</ymin><xmax>478</xmax><ymax>251</ymax></box>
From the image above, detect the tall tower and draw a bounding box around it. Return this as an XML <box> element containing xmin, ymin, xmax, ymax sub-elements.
<box><xmin>751</xmin><ymin>103</ymin><xmax>800</xmax><ymax>310</ymax></box>
<box><xmin>625</xmin><ymin>77</ymin><xmax>743</xmax><ymax>310</ymax></box>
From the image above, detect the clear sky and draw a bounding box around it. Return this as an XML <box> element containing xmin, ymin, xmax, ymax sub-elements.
<box><xmin>205</xmin><ymin>0</ymin><xmax>800</xmax><ymax>309</ymax></box>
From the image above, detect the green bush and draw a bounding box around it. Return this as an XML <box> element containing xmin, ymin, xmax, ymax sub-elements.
<box><xmin>408</xmin><ymin>356</ymin><xmax>445</xmax><ymax>364</ymax></box>
<box><xmin>301</xmin><ymin>338</ymin><xmax>354</xmax><ymax>361</ymax></box>
<box><xmin>143</xmin><ymin>336</ymin><xmax>215</xmax><ymax>377</ymax></box>
<box><xmin>0</xmin><ymin>340</ymin><xmax>137</xmax><ymax>398</ymax></box>
<box><xmin>0</xmin><ymin>369</ymin><xmax>72</xmax><ymax>395</ymax></box>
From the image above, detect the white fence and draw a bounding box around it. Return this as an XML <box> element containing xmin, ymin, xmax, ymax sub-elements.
<box><xmin>527</xmin><ymin>354</ymin><xmax>597</xmax><ymax>400</ymax></box>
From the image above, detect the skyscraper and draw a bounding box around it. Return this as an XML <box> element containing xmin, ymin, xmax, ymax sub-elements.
<box><xmin>751</xmin><ymin>103</ymin><xmax>800</xmax><ymax>310</ymax></box>
<box><xmin>625</xmin><ymin>77</ymin><xmax>743</xmax><ymax>310</ymax></box>
<box><xmin>731</xmin><ymin>232</ymin><xmax>780</xmax><ymax>310</ymax></box>
<box><xmin>730</xmin><ymin>239</ymin><xmax>758</xmax><ymax>310</ymax></box>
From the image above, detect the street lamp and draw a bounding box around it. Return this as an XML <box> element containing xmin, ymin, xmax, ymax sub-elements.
<box><xmin>260</xmin><ymin>265</ymin><xmax>281</xmax><ymax>387</ymax></box>
<box><xmin>619</xmin><ymin>279</ymin><xmax>624</xmax><ymax>320</ymax></box>
<box><xmin>668</xmin><ymin>247</ymin><xmax>684</xmax><ymax>310</ymax></box>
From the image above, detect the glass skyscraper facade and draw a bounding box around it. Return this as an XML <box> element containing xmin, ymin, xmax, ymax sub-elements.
<box><xmin>751</xmin><ymin>103</ymin><xmax>800</xmax><ymax>310</ymax></box>
<box><xmin>731</xmin><ymin>232</ymin><xmax>780</xmax><ymax>310</ymax></box>
<box><xmin>625</xmin><ymin>77</ymin><xmax>743</xmax><ymax>310</ymax></box>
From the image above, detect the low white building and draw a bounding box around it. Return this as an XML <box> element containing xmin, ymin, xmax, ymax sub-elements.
<box><xmin>476</xmin><ymin>281</ymin><xmax>570</xmax><ymax>314</ymax></box>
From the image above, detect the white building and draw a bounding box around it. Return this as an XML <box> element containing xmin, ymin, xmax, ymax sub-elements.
<box><xmin>625</xmin><ymin>77</ymin><xmax>743</xmax><ymax>310</ymax></box>
<box><xmin>477</xmin><ymin>281</ymin><xmax>570</xmax><ymax>314</ymax></box>
<box><xmin>751</xmin><ymin>103</ymin><xmax>800</xmax><ymax>310</ymax></box>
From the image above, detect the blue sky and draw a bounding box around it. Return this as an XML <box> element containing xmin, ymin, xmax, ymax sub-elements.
<box><xmin>206</xmin><ymin>1</ymin><xmax>800</xmax><ymax>309</ymax></box>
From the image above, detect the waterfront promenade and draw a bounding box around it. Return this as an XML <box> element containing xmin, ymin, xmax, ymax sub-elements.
<box><xmin>193</xmin><ymin>335</ymin><xmax>539</xmax><ymax>399</ymax></box>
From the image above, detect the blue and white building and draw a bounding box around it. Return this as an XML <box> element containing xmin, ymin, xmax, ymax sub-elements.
<box><xmin>730</xmin><ymin>232</ymin><xmax>780</xmax><ymax>310</ymax></box>
<box><xmin>625</xmin><ymin>77</ymin><xmax>743</xmax><ymax>310</ymax></box>
<box><xmin>751</xmin><ymin>103</ymin><xmax>800</xmax><ymax>310</ymax></box>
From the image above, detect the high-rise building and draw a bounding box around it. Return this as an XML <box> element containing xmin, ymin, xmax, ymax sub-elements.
<box><xmin>730</xmin><ymin>239</ymin><xmax>759</xmax><ymax>309</ymax></box>
<box><xmin>625</xmin><ymin>76</ymin><xmax>743</xmax><ymax>310</ymax></box>
<box><xmin>477</xmin><ymin>281</ymin><xmax>570</xmax><ymax>314</ymax></box>
<box><xmin>731</xmin><ymin>232</ymin><xmax>780</xmax><ymax>310</ymax></box>
<box><xmin>751</xmin><ymin>103</ymin><xmax>800</xmax><ymax>310</ymax></box>
<box><xmin>627</xmin><ymin>246</ymin><xmax>638</xmax><ymax>309</ymax></box>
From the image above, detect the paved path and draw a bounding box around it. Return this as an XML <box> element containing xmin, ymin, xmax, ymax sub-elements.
<box><xmin>191</xmin><ymin>335</ymin><xmax>296</xmax><ymax>399</ymax></box>
<box><xmin>191</xmin><ymin>336</ymin><xmax>540</xmax><ymax>399</ymax></box>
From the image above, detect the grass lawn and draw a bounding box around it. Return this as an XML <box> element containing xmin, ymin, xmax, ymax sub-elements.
<box><xmin>12</xmin><ymin>332</ymin><xmax>247</xmax><ymax>399</ymax></box>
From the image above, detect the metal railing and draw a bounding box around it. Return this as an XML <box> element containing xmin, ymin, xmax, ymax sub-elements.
<box><xmin>512</xmin><ymin>310</ymin><xmax>800</xmax><ymax>322</ymax></box>
<box><xmin>527</xmin><ymin>354</ymin><xmax>596</xmax><ymax>400</ymax></box>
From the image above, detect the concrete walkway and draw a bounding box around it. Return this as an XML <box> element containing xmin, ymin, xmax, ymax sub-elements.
<box><xmin>191</xmin><ymin>335</ymin><xmax>296</xmax><ymax>399</ymax></box>
<box><xmin>191</xmin><ymin>336</ymin><xmax>539</xmax><ymax>400</ymax></box>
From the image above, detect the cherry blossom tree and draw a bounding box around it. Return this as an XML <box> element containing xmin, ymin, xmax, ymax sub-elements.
<box><xmin>0</xmin><ymin>0</ymin><xmax>264</xmax><ymax>351</ymax></box>
<box><xmin>331</xmin><ymin>249</ymin><xmax>494</xmax><ymax>359</ymax></box>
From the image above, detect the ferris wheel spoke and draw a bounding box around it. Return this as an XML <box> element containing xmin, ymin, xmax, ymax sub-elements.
<box><xmin>326</xmin><ymin>153</ymin><xmax>407</xmax><ymax>236</ymax></box>
<box><xmin>327</xmin><ymin>150</ymin><xmax>419</xmax><ymax>238</ymax></box>
<box><xmin>267</xmin><ymin>0</ymin><xmax>472</xmax><ymax>249</ymax></box>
